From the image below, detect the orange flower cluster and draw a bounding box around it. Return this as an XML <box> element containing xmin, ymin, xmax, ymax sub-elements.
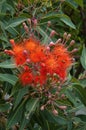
<box><xmin>5</xmin><ymin>38</ymin><xmax>73</xmax><ymax>87</ymax></box>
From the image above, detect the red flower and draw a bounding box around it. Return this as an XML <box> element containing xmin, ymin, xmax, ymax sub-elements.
<box><xmin>19</xmin><ymin>67</ymin><xmax>33</xmax><ymax>86</ymax></box>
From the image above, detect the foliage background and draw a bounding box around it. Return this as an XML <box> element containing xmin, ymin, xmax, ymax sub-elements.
<box><xmin>0</xmin><ymin>0</ymin><xmax>86</xmax><ymax>130</ymax></box>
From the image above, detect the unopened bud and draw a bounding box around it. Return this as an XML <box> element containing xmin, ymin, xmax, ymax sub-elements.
<box><xmin>41</xmin><ymin>63</ymin><xmax>45</xmax><ymax>67</ymax></box>
<box><xmin>24</xmin><ymin>25</ymin><xmax>29</xmax><ymax>33</ymax></box>
<box><xmin>10</xmin><ymin>39</ymin><xmax>15</xmax><ymax>46</ymax></box>
<box><xmin>66</xmin><ymin>34</ymin><xmax>71</xmax><ymax>40</ymax></box>
<box><xmin>58</xmin><ymin>86</ymin><xmax>61</xmax><ymax>91</ymax></box>
<box><xmin>33</xmin><ymin>19</ymin><xmax>37</xmax><ymax>27</ymax></box>
<box><xmin>47</xmin><ymin>21</ymin><xmax>51</xmax><ymax>26</ymax></box>
<box><xmin>49</xmin><ymin>42</ymin><xmax>55</xmax><ymax>47</ymax></box>
<box><xmin>70</xmin><ymin>40</ymin><xmax>75</xmax><ymax>46</ymax></box>
<box><xmin>50</xmin><ymin>30</ymin><xmax>56</xmax><ymax>37</ymax></box>
<box><xmin>56</xmin><ymin>91</ymin><xmax>59</xmax><ymax>95</ymax></box>
<box><xmin>4</xmin><ymin>50</ymin><xmax>14</xmax><ymax>56</ymax></box>
<box><xmin>53</xmin><ymin>73</ymin><xmax>57</xmax><ymax>77</ymax></box>
<box><xmin>71</xmin><ymin>48</ymin><xmax>78</xmax><ymax>53</ymax></box>
<box><xmin>52</xmin><ymin>109</ymin><xmax>58</xmax><ymax>116</ymax></box>
<box><xmin>63</xmin><ymin>32</ymin><xmax>67</xmax><ymax>39</ymax></box>
<box><xmin>58</xmin><ymin>105</ymin><xmax>67</xmax><ymax>110</ymax></box>
<box><xmin>26</xmin><ymin>58</ymin><xmax>31</xmax><ymax>63</ymax></box>
<box><xmin>24</xmin><ymin>66</ymin><xmax>29</xmax><ymax>71</ymax></box>
<box><xmin>46</xmin><ymin>46</ymin><xmax>50</xmax><ymax>51</ymax></box>
<box><xmin>27</xmin><ymin>18</ymin><xmax>31</xmax><ymax>24</ymax></box>
<box><xmin>61</xmin><ymin>94</ymin><xmax>65</xmax><ymax>99</ymax></box>
<box><xmin>55</xmin><ymin>38</ymin><xmax>62</xmax><ymax>44</ymax></box>
<box><xmin>23</xmin><ymin>22</ymin><xmax>26</xmax><ymax>26</ymax></box>
<box><xmin>23</xmin><ymin>50</ymin><xmax>28</xmax><ymax>55</ymax></box>
<box><xmin>40</xmin><ymin>105</ymin><xmax>45</xmax><ymax>111</ymax></box>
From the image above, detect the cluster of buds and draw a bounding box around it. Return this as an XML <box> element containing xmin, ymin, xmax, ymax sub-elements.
<box><xmin>4</xmin><ymin>28</ymin><xmax>77</xmax><ymax>115</ymax></box>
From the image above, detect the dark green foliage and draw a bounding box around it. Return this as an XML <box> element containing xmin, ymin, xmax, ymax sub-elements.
<box><xmin>0</xmin><ymin>0</ymin><xmax>86</xmax><ymax>130</ymax></box>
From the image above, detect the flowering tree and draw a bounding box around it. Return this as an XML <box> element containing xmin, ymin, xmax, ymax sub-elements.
<box><xmin>0</xmin><ymin>0</ymin><xmax>86</xmax><ymax>130</ymax></box>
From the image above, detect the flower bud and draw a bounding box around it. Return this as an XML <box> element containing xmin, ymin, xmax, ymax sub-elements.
<box><xmin>40</xmin><ymin>105</ymin><xmax>45</xmax><ymax>111</ymax></box>
<box><xmin>23</xmin><ymin>50</ymin><xmax>28</xmax><ymax>55</ymax></box>
<box><xmin>33</xmin><ymin>19</ymin><xmax>37</xmax><ymax>27</ymax></box>
<box><xmin>55</xmin><ymin>38</ymin><xmax>62</xmax><ymax>44</ymax></box>
<box><xmin>4</xmin><ymin>50</ymin><xmax>14</xmax><ymax>56</ymax></box>
<box><xmin>24</xmin><ymin>66</ymin><xmax>29</xmax><ymax>71</ymax></box>
<box><xmin>49</xmin><ymin>42</ymin><xmax>55</xmax><ymax>47</ymax></box>
<box><xmin>66</xmin><ymin>34</ymin><xmax>71</xmax><ymax>40</ymax></box>
<box><xmin>26</xmin><ymin>58</ymin><xmax>31</xmax><ymax>63</ymax></box>
<box><xmin>27</xmin><ymin>18</ymin><xmax>31</xmax><ymax>24</ymax></box>
<box><xmin>50</xmin><ymin>30</ymin><xmax>56</xmax><ymax>37</ymax></box>
<box><xmin>71</xmin><ymin>48</ymin><xmax>78</xmax><ymax>53</ymax></box>
<box><xmin>58</xmin><ymin>105</ymin><xmax>67</xmax><ymax>110</ymax></box>
<box><xmin>22</xmin><ymin>22</ymin><xmax>26</xmax><ymax>26</ymax></box>
<box><xmin>47</xmin><ymin>21</ymin><xmax>51</xmax><ymax>26</ymax></box>
<box><xmin>63</xmin><ymin>32</ymin><xmax>67</xmax><ymax>39</ymax></box>
<box><xmin>61</xmin><ymin>94</ymin><xmax>65</xmax><ymax>99</ymax></box>
<box><xmin>10</xmin><ymin>39</ymin><xmax>15</xmax><ymax>46</ymax></box>
<box><xmin>41</xmin><ymin>63</ymin><xmax>46</xmax><ymax>67</ymax></box>
<box><xmin>52</xmin><ymin>109</ymin><xmax>58</xmax><ymax>116</ymax></box>
<box><xmin>58</xmin><ymin>86</ymin><xmax>61</xmax><ymax>91</ymax></box>
<box><xmin>46</xmin><ymin>46</ymin><xmax>50</xmax><ymax>51</ymax></box>
<box><xmin>70</xmin><ymin>40</ymin><xmax>75</xmax><ymax>46</ymax></box>
<box><xmin>24</xmin><ymin>25</ymin><xmax>29</xmax><ymax>33</ymax></box>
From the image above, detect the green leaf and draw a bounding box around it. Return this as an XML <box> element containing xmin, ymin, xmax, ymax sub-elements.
<box><xmin>0</xmin><ymin>60</ymin><xmax>16</xmax><ymax>68</ymax></box>
<box><xmin>72</xmin><ymin>84</ymin><xmax>86</xmax><ymax>106</ymax></box>
<box><xmin>18</xmin><ymin>98</ymin><xmax>39</xmax><ymax>130</ymax></box>
<box><xmin>7</xmin><ymin>99</ymin><xmax>26</xmax><ymax>129</ymax></box>
<box><xmin>80</xmin><ymin>46</ymin><xmax>86</xmax><ymax>70</ymax></box>
<box><xmin>5</xmin><ymin>17</ymin><xmax>27</xmax><ymax>29</ymax></box>
<box><xmin>41</xmin><ymin>110</ymin><xmax>67</xmax><ymax>125</ymax></box>
<box><xmin>19</xmin><ymin>117</ymin><xmax>28</xmax><ymax>130</ymax></box>
<box><xmin>25</xmin><ymin>98</ymin><xmax>39</xmax><ymax>119</ymax></box>
<box><xmin>14</xmin><ymin>87</ymin><xmax>29</xmax><ymax>109</ymax></box>
<box><xmin>74</xmin><ymin>0</ymin><xmax>83</xmax><ymax>7</ymax></box>
<box><xmin>60</xmin><ymin>17</ymin><xmax>76</xmax><ymax>29</ymax></box>
<box><xmin>40</xmin><ymin>14</ymin><xmax>76</xmax><ymax>29</ymax></box>
<box><xmin>76</xmin><ymin>107</ymin><xmax>86</xmax><ymax>116</ymax></box>
<box><xmin>0</xmin><ymin>74</ymin><xmax>18</xmax><ymax>85</ymax></box>
<box><xmin>0</xmin><ymin>103</ymin><xmax>10</xmax><ymax>112</ymax></box>
<box><xmin>36</xmin><ymin>26</ymin><xmax>51</xmax><ymax>43</ymax></box>
<box><xmin>11</xmin><ymin>81</ymin><xmax>22</xmax><ymax>96</ymax></box>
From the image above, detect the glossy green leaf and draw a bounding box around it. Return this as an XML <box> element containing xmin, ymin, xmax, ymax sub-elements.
<box><xmin>60</xmin><ymin>17</ymin><xmax>76</xmax><ymax>29</ymax></box>
<box><xmin>74</xmin><ymin>0</ymin><xmax>83</xmax><ymax>7</ymax></box>
<box><xmin>7</xmin><ymin>99</ymin><xmax>26</xmax><ymax>129</ymax></box>
<box><xmin>0</xmin><ymin>60</ymin><xmax>16</xmax><ymax>68</ymax></box>
<box><xmin>11</xmin><ymin>81</ymin><xmax>22</xmax><ymax>96</ymax></box>
<box><xmin>72</xmin><ymin>84</ymin><xmax>86</xmax><ymax>106</ymax></box>
<box><xmin>0</xmin><ymin>103</ymin><xmax>10</xmax><ymax>112</ymax></box>
<box><xmin>41</xmin><ymin>14</ymin><xmax>76</xmax><ymax>29</ymax></box>
<box><xmin>25</xmin><ymin>98</ymin><xmax>39</xmax><ymax>119</ymax></box>
<box><xmin>0</xmin><ymin>74</ymin><xmax>18</xmax><ymax>85</ymax></box>
<box><xmin>5</xmin><ymin>17</ymin><xmax>27</xmax><ymax>29</ymax></box>
<box><xmin>14</xmin><ymin>87</ymin><xmax>29</xmax><ymax>109</ymax></box>
<box><xmin>41</xmin><ymin>110</ymin><xmax>67</xmax><ymax>125</ymax></box>
<box><xmin>80</xmin><ymin>46</ymin><xmax>86</xmax><ymax>70</ymax></box>
<box><xmin>19</xmin><ymin>117</ymin><xmax>28</xmax><ymax>130</ymax></box>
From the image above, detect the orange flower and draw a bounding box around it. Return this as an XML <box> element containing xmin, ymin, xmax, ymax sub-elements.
<box><xmin>42</xmin><ymin>53</ymin><xmax>58</xmax><ymax>75</ymax></box>
<box><xmin>30</xmin><ymin>45</ymin><xmax>45</xmax><ymax>63</ymax></box>
<box><xmin>24</xmin><ymin>38</ymin><xmax>38</xmax><ymax>52</ymax></box>
<box><xmin>5</xmin><ymin>37</ymin><xmax>73</xmax><ymax>86</ymax></box>
<box><xmin>52</xmin><ymin>44</ymin><xmax>72</xmax><ymax>79</ymax></box>
<box><xmin>12</xmin><ymin>44</ymin><xmax>27</xmax><ymax>65</ymax></box>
